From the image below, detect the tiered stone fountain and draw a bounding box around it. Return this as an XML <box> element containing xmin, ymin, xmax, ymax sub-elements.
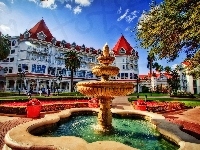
<box><xmin>76</xmin><ymin>43</ymin><xmax>134</xmax><ymax>132</ymax></box>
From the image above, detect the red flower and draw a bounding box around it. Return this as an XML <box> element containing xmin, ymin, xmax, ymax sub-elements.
<box><xmin>27</xmin><ymin>98</ymin><xmax>41</xmax><ymax>106</ymax></box>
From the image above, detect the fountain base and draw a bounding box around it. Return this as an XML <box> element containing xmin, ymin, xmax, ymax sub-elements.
<box><xmin>97</xmin><ymin>96</ymin><xmax>113</xmax><ymax>132</ymax></box>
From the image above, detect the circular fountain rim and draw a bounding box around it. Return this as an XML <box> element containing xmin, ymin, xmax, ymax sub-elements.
<box><xmin>76</xmin><ymin>81</ymin><xmax>134</xmax><ymax>87</ymax></box>
<box><xmin>4</xmin><ymin>108</ymin><xmax>200</xmax><ymax>150</ymax></box>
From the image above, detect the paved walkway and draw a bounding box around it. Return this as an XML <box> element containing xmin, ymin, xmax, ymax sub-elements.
<box><xmin>0</xmin><ymin>96</ymin><xmax>200</xmax><ymax>149</ymax></box>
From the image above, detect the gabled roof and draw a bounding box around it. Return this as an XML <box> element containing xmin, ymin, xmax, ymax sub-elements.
<box><xmin>112</xmin><ymin>35</ymin><xmax>133</xmax><ymax>55</ymax></box>
<box><xmin>28</xmin><ymin>19</ymin><xmax>54</xmax><ymax>43</ymax></box>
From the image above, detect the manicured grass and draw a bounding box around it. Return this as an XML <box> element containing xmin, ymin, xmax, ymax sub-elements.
<box><xmin>128</xmin><ymin>93</ymin><xmax>168</xmax><ymax>97</ymax></box>
<box><xmin>0</xmin><ymin>95</ymin><xmax>88</xmax><ymax>101</ymax></box>
<box><xmin>128</xmin><ymin>97</ymin><xmax>200</xmax><ymax>107</ymax></box>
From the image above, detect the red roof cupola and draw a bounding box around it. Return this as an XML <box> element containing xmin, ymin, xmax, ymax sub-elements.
<box><xmin>28</xmin><ymin>19</ymin><xmax>54</xmax><ymax>43</ymax></box>
<box><xmin>112</xmin><ymin>35</ymin><xmax>134</xmax><ymax>55</ymax></box>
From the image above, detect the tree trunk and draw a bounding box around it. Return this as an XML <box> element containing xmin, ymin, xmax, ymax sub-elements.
<box><xmin>70</xmin><ymin>70</ymin><xmax>74</xmax><ymax>92</ymax></box>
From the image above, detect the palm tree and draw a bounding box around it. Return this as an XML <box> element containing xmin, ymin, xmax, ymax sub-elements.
<box><xmin>0</xmin><ymin>32</ymin><xmax>10</xmax><ymax>60</ymax></box>
<box><xmin>147</xmin><ymin>53</ymin><xmax>155</xmax><ymax>77</ymax></box>
<box><xmin>164</xmin><ymin>66</ymin><xmax>171</xmax><ymax>73</ymax></box>
<box><xmin>152</xmin><ymin>62</ymin><xmax>160</xmax><ymax>71</ymax></box>
<box><xmin>64</xmin><ymin>50</ymin><xmax>81</xmax><ymax>92</ymax></box>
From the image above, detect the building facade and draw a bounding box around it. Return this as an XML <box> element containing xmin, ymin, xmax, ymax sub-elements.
<box><xmin>0</xmin><ymin>19</ymin><xmax>139</xmax><ymax>93</ymax></box>
<box><xmin>179</xmin><ymin>62</ymin><xmax>200</xmax><ymax>94</ymax></box>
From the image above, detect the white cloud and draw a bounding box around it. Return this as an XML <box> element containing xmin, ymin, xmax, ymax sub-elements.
<box><xmin>125</xmin><ymin>10</ymin><xmax>138</xmax><ymax>23</ymax></box>
<box><xmin>73</xmin><ymin>5</ymin><xmax>82</xmax><ymax>14</ymax></box>
<box><xmin>65</xmin><ymin>4</ymin><xmax>72</xmax><ymax>10</ymax></box>
<box><xmin>172</xmin><ymin>64</ymin><xmax>178</xmax><ymax>69</ymax></box>
<box><xmin>75</xmin><ymin>0</ymin><xmax>93</xmax><ymax>6</ymax></box>
<box><xmin>0</xmin><ymin>2</ymin><xmax>6</xmax><ymax>12</ymax></box>
<box><xmin>0</xmin><ymin>24</ymin><xmax>11</xmax><ymax>32</ymax></box>
<box><xmin>117</xmin><ymin>7</ymin><xmax>121</xmax><ymax>14</ymax></box>
<box><xmin>28</xmin><ymin>0</ymin><xmax>38</xmax><ymax>3</ymax></box>
<box><xmin>40</xmin><ymin>0</ymin><xmax>57</xmax><ymax>10</ymax></box>
<box><xmin>125</xmin><ymin>26</ymin><xmax>130</xmax><ymax>31</ymax></box>
<box><xmin>117</xmin><ymin>9</ymin><xmax>129</xmax><ymax>21</ymax></box>
<box><xmin>29</xmin><ymin>0</ymin><xmax>57</xmax><ymax>10</ymax></box>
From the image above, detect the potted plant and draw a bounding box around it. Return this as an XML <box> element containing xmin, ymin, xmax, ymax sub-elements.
<box><xmin>26</xmin><ymin>98</ymin><xmax>42</xmax><ymax>118</ymax></box>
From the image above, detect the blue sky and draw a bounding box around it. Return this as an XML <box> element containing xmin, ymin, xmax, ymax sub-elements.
<box><xmin>0</xmin><ymin>0</ymin><xmax>185</xmax><ymax>74</ymax></box>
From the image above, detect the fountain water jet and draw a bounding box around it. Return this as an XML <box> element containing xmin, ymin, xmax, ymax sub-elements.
<box><xmin>76</xmin><ymin>43</ymin><xmax>134</xmax><ymax>132</ymax></box>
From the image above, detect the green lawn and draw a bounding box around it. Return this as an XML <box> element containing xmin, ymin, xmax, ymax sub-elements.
<box><xmin>128</xmin><ymin>97</ymin><xmax>200</xmax><ymax>107</ymax></box>
<box><xmin>128</xmin><ymin>93</ymin><xmax>168</xmax><ymax>97</ymax></box>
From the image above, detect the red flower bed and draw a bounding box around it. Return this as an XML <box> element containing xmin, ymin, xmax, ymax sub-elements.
<box><xmin>132</xmin><ymin>99</ymin><xmax>186</xmax><ymax>112</ymax></box>
<box><xmin>0</xmin><ymin>99</ymin><xmax>90</xmax><ymax>115</ymax></box>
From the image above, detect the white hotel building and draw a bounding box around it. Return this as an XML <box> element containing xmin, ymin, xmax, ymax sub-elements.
<box><xmin>0</xmin><ymin>19</ymin><xmax>139</xmax><ymax>93</ymax></box>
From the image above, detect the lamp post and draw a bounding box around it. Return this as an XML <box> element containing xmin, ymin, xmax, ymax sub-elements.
<box><xmin>55</xmin><ymin>73</ymin><xmax>62</xmax><ymax>95</ymax></box>
<box><xmin>17</xmin><ymin>69</ymin><xmax>25</xmax><ymax>95</ymax></box>
<box><xmin>135</xmin><ymin>74</ymin><xmax>140</xmax><ymax>93</ymax></box>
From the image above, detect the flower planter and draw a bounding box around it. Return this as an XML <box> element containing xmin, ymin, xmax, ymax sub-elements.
<box><xmin>27</xmin><ymin>105</ymin><xmax>41</xmax><ymax>118</ymax></box>
<box><xmin>135</xmin><ymin>105</ymin><xmax>146</xmax><ymax>111</ymax></box>
<box><xmin>26</xmin><ymin>98</ymin><xmax>42</xmax><ymax>118</ymax></box>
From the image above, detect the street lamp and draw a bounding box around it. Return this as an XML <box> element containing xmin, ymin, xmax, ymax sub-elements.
<box><xmin>55</xmin><ymin>73</ymin><xmax>62</xmax><ymax>95</ymax></box>
<box><xmin>17</xmin><ymin>69</ymin><xmax>25</xmax><ymax>95</ymax></box>
<box><xmin>135</xmin><ymin>74</ymin><xmax>140</xmax><ymax>93</ymax></box>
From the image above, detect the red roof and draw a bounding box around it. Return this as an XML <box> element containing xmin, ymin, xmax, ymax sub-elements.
<box><xmin>182</xmin><ymin>61</ymin><xmax>190</xmax><ymax>66</ymax></box>
<box><xmin>112</xmin><ymin>35</ymin><xmax>133</xmax><ymax>55</ymax></box>
<box><xmin>28</xmin><ymin>19</ymin><xmax>54</xmax><ymax>43</ymax></box>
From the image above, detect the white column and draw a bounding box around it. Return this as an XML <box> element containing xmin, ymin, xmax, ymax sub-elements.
<box><xmin>14</xmin><ymin>80</ymin><xmax>17</xmax><ymax>90</ymax></box>
<box><xmin>36</xmin><ymin>79</ymin><xmax>39</xmax><ymax>91</ymax></box>
<box><xmin>186</xmin><ymin>75</ymin><xmax>194</xmax><ymax>94</ymax></box>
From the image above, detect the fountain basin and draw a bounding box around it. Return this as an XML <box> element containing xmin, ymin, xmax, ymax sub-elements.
<box><xmin>76</xmin><ymin>81</ymin><xmax>134</xmax><ymax>97</ymax></box>
<box><xmin>97</xmin><ymin>56</ymin><xmax>115</xmax><ymax>65</ymax></box>
<box><xmin>4</xmin><ymin>108</ymin><xmax>200</xmax><ymax>150</ymax></box>
<box><xmin>92</xmin><ymin>65</ymin><xmax>119</xmax><ymax>76</ymax></box>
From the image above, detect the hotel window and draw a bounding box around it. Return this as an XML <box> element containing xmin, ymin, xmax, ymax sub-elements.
<box><xmin>10</xmin><ymin>49</ymin><xmax>15</xmax><ymax>54</ymax></box>
<box><xmin>4</xmin><ymin>67</ymin><xmax>8</xmax><ymax>73</ymax></box>
<box><xmin>130</xmin><ymin>73</ymin><xmax>133</xmax><ymax>79</ymax></box>
<box><xmin>12</xmin><ymin>40</ymin><xmax>16</xmax><ymax>46</ymax></box>
<box><xmin>10</xmin><ymin>57</ymin><xmax>14</xmax><ymax>62</ymax></box>
<box><xmin>125</xmin><ymin>73</ymin><xmax>128</xmax><ymax>79</ymax></box>
<box><xmin>193</xmin><ymin>80</ymin><xmax>197</xmax><ymax>87</ymax></box>
<box><xmin>119</xmin><ymin>48</ymin><xmax>126</xmax><ymax>54</ymax></box>
<box><xmin>8</xmin><ymin>67</ymin><xmax>13</xmax><ymax>73</ymax></box>
<box><xmin>122</xmin><ymin>65</ymin><xmax>125</xmax><ymax>69</ymax></box>
<box><xmin>121</xmin><ymin>73</ymin><xmax>125</xmax><ymax>79</ymax></box>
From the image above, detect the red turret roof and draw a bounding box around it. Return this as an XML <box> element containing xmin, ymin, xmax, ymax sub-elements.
<box><xmin>112</xmin><ymin>35</ymin><xmax>133</xmax><ymax>55</ymax></box>
<box><xmin>28</xmin><ymin>19</ymin><xmax>54</xmax><ymax>43</ymax></box>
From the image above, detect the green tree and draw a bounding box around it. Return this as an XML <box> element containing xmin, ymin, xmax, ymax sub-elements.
<box><xmin>64</xmin><ymin>50</ymin><xmax>81</xmax><ymax>92</ymax></box>
<box><xmin>164</xmin><ymin>66</ymin><xmax>171</xmax><ymax>73</ymax></box>
<box><xmin>137</xmin><ymin>0</ymin><xmax>200</xmax><ymax>61</ymax></box>
<box><xmin>147</xmin><ymin>53</ymin><xmax>156</xmax><ymax>77</ymax></box>
<box><xmin>0</xmin><ymin>32</ymin><xmax>10</xmax><ymax>60</ymax></box>
<box><xmin>167</xmin><ymin>69</ymin><xmax>180</xmax><ymax>94</ymax></box>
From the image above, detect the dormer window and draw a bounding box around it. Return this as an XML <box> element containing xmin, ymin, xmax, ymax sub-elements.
<box><xmin>51</xmin><ymin>37</ymin><xmax>57</xmax><ymax>45</ymax></box>
<box><xmin>24</xmin><ymin>30</ymin><xmax>30</xmax><ymax>39</ymax></box>
<box><xmin>72</xmin><ymin>42</ymin><xmax>76</xmax><ymax>48</ymax></box>
<box><xmin>81</xmin><ymin>44</ymin><xmax>85</xmax><ymax>52</ymax></box>
<box><xmin>119</xmin><ymin>48</ymin><xmax>126</xmax><ymax>54</ymax></box>
<box><xmin>61</xmin><ymin>40</ymin><xmax>66</xmax><ymax>47</ymax></box>
<box><xmin>98</xmin><ymin>49</ymin><xmax>101</xmax><ymax>55</ymax></box>
<box><xmin>89</xmin><ymin>47</ymin><xmax>93</xmax><ymax>53</ymax></box>
<box><xmin>37</xmin><ymin>31</ymin><xmax>46</xmax><ymax>40</ymax></box>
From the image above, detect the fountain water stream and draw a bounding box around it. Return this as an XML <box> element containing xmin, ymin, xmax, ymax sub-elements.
<box><xmin>76</xmin><ymin>43</ymin><xmax>134</xmax><ymax>132</ymax></box>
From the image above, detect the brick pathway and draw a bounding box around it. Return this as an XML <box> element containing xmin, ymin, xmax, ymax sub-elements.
<box><xmin>0</xmin><ymin>117</ymin><xmax>33</xmax><ymax>149</ymax></box>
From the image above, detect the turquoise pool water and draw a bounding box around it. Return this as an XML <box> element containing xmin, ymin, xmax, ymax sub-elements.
<box><xmin>42</xmin><ymin>114</ymin><xmax>179</xmax><ymax>150</ymax></box>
